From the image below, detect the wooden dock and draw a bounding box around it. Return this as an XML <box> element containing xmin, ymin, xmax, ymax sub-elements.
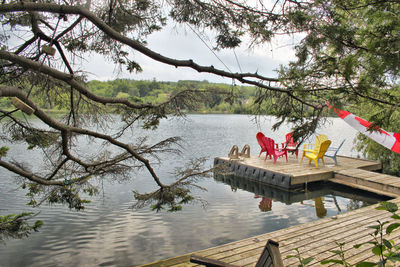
<box><xmin>214</xmin><ymin>155</ymin><xmax>382</xmax><ymax>189</ymax></box>
<box><xmin>140</xmin><ymin>198</ymin><xmax>400</xmax><ymax>267</ymax></box>
<box><xmin>139</xmin><ymin>155</ymin><xmax>400</xmax><ymax>267</ymax></box>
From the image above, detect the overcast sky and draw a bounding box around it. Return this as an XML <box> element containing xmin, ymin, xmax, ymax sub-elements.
<box><xmin>83</xmin><ymin>23</ymin><xmax>301</xmax><ymax>84</ymax></box>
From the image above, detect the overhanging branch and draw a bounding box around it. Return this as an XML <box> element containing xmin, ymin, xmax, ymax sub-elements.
<box><xmin>0</xmin><ymin>2</ymin><xmax>327</xmax><ymax>109</ymax></box>
<box><xmin>0</xmin><ymin>2</ymin><xmax>282</xmax><ymax>87</ymax></box>
<box><xmin>0</xmin><ymin>85</ymin><xmax>166</xmax><ymax>188</ymax></box>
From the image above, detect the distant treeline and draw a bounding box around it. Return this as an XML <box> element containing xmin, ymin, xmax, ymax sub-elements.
<box><xmin>0</xmin><ymin>79</ymin><xmax>260</xmax><ymax>114</ymax></box>
<box><xmin>0</xmin><ymin>79</ymin><xmax>323</xmax><ymax>116</ymax></box>
<box><xmin>87</xmin><ymin>79</ymin><xmax>258</xmax><ymax>114</ymax></box>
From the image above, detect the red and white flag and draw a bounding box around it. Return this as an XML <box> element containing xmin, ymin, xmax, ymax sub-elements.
<box><xmin>326</xmin><ymin>102</ymin><xmax>400</xmax><ymax>154</ymax></box>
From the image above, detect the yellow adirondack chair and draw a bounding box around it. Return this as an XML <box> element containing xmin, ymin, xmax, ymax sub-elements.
<box><xmin>302</xmin><ymin>134</ymin><xmax>328</xmax><ymax>153</ymax></box>
<box><xmin>300</xmin><ymin>139</ymin><xmax>331</xmax><ymax>168</ymax></box>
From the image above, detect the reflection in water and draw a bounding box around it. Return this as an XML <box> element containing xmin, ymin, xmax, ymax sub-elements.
<box><xmin>346</xmin><ymin>199</ymin><xmax>372</xmax><ymax>211</ymax></box>
<box><xmin>313</xmin><ymin>197</ymin><xmax>327</xmax><ymax>218</ymax></box>
<box><xmin>299</xmin><ymin>197</ymin><xmax>328</xmax><ymax>218</ymax></box>
<box><xmin>254</xmin><ymin>195</ymin><xmax>272</xmax><ymax>212</ymax></box>
<box><xmin>215</xmin><ymin>174</ymin><xmax>391</xmax><ymax>219</ymax></box>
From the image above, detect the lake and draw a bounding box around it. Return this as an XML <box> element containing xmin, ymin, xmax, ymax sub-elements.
<box><xmin>0</xmin><ymin>114</ymin><xmax>388</xmax><ymax>266</ymax></box>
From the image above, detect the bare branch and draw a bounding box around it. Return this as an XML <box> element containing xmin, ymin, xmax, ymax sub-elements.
<box><xmin>0</xmin><ymin>160</ymin><xmax>64</xmax><ymax>186</ymax></box>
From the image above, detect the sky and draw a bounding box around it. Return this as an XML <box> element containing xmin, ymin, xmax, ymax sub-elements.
<box><xmin>83</xmin><ymin>23</ymin><xmax>301</xmax><ymax>84</ymax></box>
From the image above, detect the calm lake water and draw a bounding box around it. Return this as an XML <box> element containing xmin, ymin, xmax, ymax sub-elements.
<box><xmin>0</xmin><ymin>114</ymin><xmax>389</xmax><ymax>266</ymax></box>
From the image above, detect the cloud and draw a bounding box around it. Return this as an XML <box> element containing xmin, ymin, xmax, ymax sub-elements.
<box><xmin>83</xmin><ymin>24</ymin><xmax>299</xmax><ymax>83</ymax></box>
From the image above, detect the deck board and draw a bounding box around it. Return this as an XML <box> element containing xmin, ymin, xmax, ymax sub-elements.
<box><xmin>139</xmin><ymin>155</ymin><xmax>400</xmax><ymax>267</ymax></box>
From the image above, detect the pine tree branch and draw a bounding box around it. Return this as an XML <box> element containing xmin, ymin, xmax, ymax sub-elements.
<box><xmin>0</xmin><ymin>2</ymin><xmax>281</xmax><ymax>85</ymax></box>
<box><xmin>0</xmin><ymin>85</ymin><xmax>166</xmax><ymax>188</ymax></box>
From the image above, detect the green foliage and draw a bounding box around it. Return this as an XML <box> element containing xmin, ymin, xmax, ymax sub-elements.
<box><xmin>0</xmin><ymin>212</ymin><xmax>43</xmax><ymax>242</ymax></box>
<box><xmin>24</xmin><ymin>183</ymin><xmax>96</xmax><ymax>211</ymax></box>
<box><xmin>342</xmin><ymin>201</ymin><xmax>400</xmax><ymax>266</ymax></box>
<box><xmin>244</xmin><ymin>0</ymin><xmax>400</xmax><ymax>161</ymax></box>
<box><xmin>46</xmin><ymin>186</ymin><xmax>91</xmax><ymax>210</ymax></box>
<box><xmin>87</xmin><ymin>79</ymin><xmax>259</xmax><ymax>114</ymax></box>
<box><xmin>10</xmin><ymin>126</ymin><xmax>59</xmax><ymax>150</ymax></box>
<box><xmin>115</xmin><ymin>92</ymin><xmax>130</xmax><ymax>99</ymax></box>
<box><xmin>353</xmin><ymin>202</ymin><xmax>400</xmax><ymax>266</ymax></box>
<box><xmin>133</xmin><ymin>158</ymin><xmax>211</xmax><ymax>212</ymax></box>
<box><xmin>136</xmin><ymin>186</ymin><xmax>194</xmax><ymax>212</ymax></box>
<box><xmin>0</xmin><ymin>96</ymin><xmax>12</xmax><ymax>109</ymax></box>
<box><xmin>286</xmin><ymin>248</ymin><xmax>315</xmax><ymax>267</ymax></box>
<box><xmin>376</xmin><ymin>202</ymin><xmax>398</xmax><ymax>213</ymax></box>
<box><xmin>321</xmin><ymin>242</ymin><xmax>351</xmax><ymax>266</ymax></box>
<box><xmin>126</xmin><ymin>60</ymin><xmax>142</xmax><ymax>73</ymax></box>
<box><xmin>0</xmin><ymin>146</ymin><xmax>9</xmax><ymax>157</ymax></box>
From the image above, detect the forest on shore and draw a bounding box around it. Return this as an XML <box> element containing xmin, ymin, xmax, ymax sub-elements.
<box><xmin>0</xmin><ymin>79</ymin><xmax>259</xmax><ymax>115</ymax></box>
<box><xmin>88</xmin><ymin>79</ymin><xmax>259</xmax><ymax>114</ymax></box>
<box><xmin>0</xmin><ymin>79</ymin><xmax>257</xmax><ymax>114</ymax></box>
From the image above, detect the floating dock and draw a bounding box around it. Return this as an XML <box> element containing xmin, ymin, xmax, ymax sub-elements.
<box><xmin>213</xmin><ymin>155</ymin><xmax>382</xmax><ymax>190</ymax></box>
<box><xmin>139</xmin><ymin>155</ymin><xmax>400</xmax><ymax>267</ymax></box>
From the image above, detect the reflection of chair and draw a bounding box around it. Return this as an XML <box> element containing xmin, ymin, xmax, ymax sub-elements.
<box><xmin>255</xmin><ymin>195</ymin><xmax>272</xmax><ymax>212</ymax></box>
<box><xmin>190</xmin><ymin>239</ymin><xmax>284</xmax><ymax>267</ymax></box>
<box><xmin>324</xmin><ymin>139</ymin><xmax>345</xmax><ymax>165</ymax></box>
<box><xmin>280</xmin><ymin>132</ymin><xmax>298</xmax><ymax>158</ymax></box>
<box><xmin>313</xmin><ymin>197</ymin><xmax>327</xmax><ymax>218</ymax></box>
<box><xmin>300</xmin><ymin>139</ymin><xmax>331</xmax><ymax>168</ymax></box>
<box><xmin>259</xmin><ymin>197</ymin><xmax>272</xmax><ymax>212</ymax></box>
<box><xmin>256</xmin><ymin>132</ymin><xmax>269</xmax><ymax>158</ymax></box>
<box><xmin>264</xmin><ymin>137</ymin><xmax>288</xmax><ymax>164</ymax></box>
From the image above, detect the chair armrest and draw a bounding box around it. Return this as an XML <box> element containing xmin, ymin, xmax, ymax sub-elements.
<box><xmin>302</xmin><ymin>148</ymin><xmax>315</xmax><ymax>153</ymax></box>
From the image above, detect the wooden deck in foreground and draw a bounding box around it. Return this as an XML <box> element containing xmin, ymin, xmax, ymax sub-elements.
<box><xmin>139</xmin><ymin>155</ymin><xmax>400</xmax><ymax>267</ymax></box>
<box><xmin>141</xmin><ymin>198</ymin><xmax>400</xmax><ymax>267</ymax></box>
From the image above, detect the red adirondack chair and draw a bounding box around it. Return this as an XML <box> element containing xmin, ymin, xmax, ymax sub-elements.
<box><xmin>256</xmin><ymin>132</ymin><xmax>270</xmax><ymax>158</ymax></box>
<box><xmin>263</xmin><ymin>137</ymin><xmax>288</xmax><ymax>164</ymax></box>
<box><xmin>282</xmin><ymin>132</ymin><xmax>298</xmax><ymax>158</ymax></box>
